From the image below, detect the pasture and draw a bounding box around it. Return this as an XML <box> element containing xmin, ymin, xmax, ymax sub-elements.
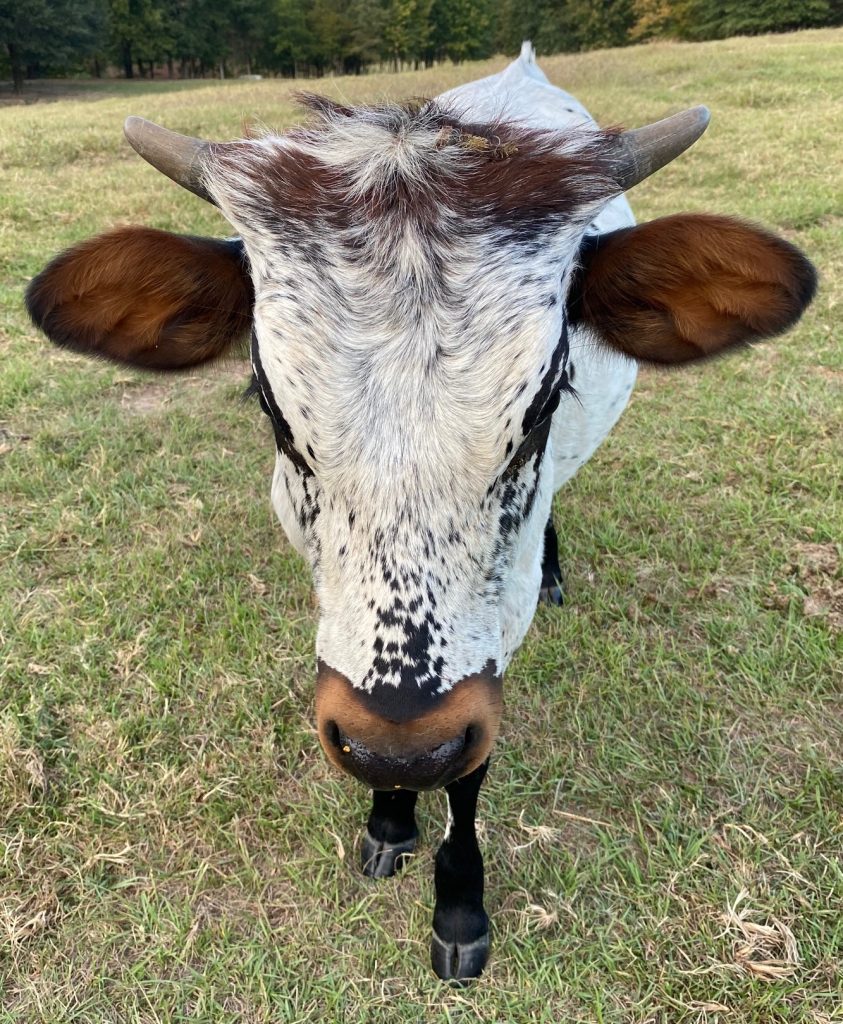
<box><xmin>1</xmin><ymin>26</ymin><xmax>841</xmax><ymax>1024</ymax></box>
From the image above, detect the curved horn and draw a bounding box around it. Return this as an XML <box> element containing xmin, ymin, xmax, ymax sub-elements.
<box><xmin>613</xmin><ymin>106</ymin><xmax>710</xmax><ymax>191</ymax></box>
<box><xmin>124</xmin><ymin>116</ymin><xmax>215</xmax><ymax>203</ymax></box>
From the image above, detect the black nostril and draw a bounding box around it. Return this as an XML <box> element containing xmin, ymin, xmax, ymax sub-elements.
<box><xmin>323</xmin><ymin>721</ymin><xmax>481</xmax><ymax>790</ymax></box>
<box><xmin>326</xmin><ymin>720</ymin><xmax>342</xmax><ymax>749</ymax></box>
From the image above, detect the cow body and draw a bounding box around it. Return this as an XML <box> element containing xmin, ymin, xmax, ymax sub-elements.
<box><xmin>26</xmin><ymin>43</ymin><xmax>816</xmax><ymax>984</ymax></box>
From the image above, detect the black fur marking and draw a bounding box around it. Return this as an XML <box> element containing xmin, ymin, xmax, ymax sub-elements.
<box><xmin>503</xmin><ymin>410</ymin><xmax>553</xmax><ymax>483</ymax></box>
<box><xmin>521</xmin><ymin>320</ymin><xmax>572</xmax><ymax>438</ymax></box>
<box><xmin>355</xmin><ymin>657</ymin><xmax>498</xmax><ymax>723</ymax></box>
<box><xmin>241</xmin><ymin>374</ymin><xmax>261</xmax><ymax>403</ymax></box>
<box><xmin>250</xmin><ymin>331</ymin><xmax>313</xmax><ymax>476</ymax></box>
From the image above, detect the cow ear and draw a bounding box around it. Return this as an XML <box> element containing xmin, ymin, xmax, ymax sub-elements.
<box><xmin>568</xmin><ymin>214</ymin><xmax>817</xmax><ymax>365</ymax></box>
<box><xmin>26</xmin><ymin>227</ymin><xmax>253</xmax><ymax>371</ymax></box>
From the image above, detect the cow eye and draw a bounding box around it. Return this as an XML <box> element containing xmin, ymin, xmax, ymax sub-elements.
<box><xmin>255</xmin><ymin>388</ymin><xmax>273</xmax><ymax>419</ymax></box>
<box><xmin>535</xmin><ymin>387</ymin><xmax>561</xmax><ymax>427</ymax></box>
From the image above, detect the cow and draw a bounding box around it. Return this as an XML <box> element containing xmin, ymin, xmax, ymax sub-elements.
<box><xmin>26</xmin><ymin>43</ymin><xmax>816</xmax><ymax>982</ymax></box>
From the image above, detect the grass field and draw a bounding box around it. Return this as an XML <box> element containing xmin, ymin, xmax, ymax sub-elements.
<box><xmin>2</xmin><ymin>26</ymin><xmax>842</xmax><ymax>1024</ymax></box>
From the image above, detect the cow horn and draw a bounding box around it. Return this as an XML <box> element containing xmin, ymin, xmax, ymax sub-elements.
<box><xmin>613</xmin><ymin>106</ymin><xmax>710</xmax><ymax>191</ymax></box>
<box><xmin>123</xmin><ymin>116</ymin><xmax>215</xmax><ymax>203</ymax></box>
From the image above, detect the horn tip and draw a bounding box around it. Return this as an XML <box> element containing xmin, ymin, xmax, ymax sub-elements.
<box><xmin>123</xmin><ymin>115</ymin><xmax>149</xmax><ymax>146</ymax></box>
<box><xmin>691</xmin><ymin>105</ymin><xmax>711</xmax><ymax>132</ymax></box>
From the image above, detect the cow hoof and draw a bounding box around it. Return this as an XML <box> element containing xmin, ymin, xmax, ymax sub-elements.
<box><xmin>361</xmin><ymin>831</ymin><xmax>416</xmax><ymax>879</ymax></box>
<box><xmin>539</xmin><ymin>584</ymin><xmax>564</xmax><ymax>607</ymax></box>
<box><xmin>430</xmin><ymin>929</ymin><xmax>490</xmax><ymax>984</ymax></box>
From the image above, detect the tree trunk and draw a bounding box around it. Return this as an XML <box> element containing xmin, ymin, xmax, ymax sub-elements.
<box><xmin>8</xmin><ymin>42</ymin><xmax>24</xmax><ymax>94</ymax></box>
<box><xmin>122</xmin><ymin>40</ymin><xmax>134</xmax><ymax>78</ymax></box>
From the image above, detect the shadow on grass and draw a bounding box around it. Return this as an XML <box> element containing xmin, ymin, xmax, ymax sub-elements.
<box><xmin>0</xmin><ymin>76</ymin><xmax>264</xmax><ymax>107</ymax></box>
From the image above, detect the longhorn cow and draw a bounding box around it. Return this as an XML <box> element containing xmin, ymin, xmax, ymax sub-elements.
<box><xmin>26</xmin><ymin>43</ymin><xmax>816</xmax><ymax>981</ymax></box>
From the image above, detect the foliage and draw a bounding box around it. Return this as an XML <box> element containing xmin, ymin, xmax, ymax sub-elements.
<box><xmin>0</xmin><ymin>0</ymin><xmax>104</xmax><ymax>91</ymax></box>
<box><xmin>3</xmin><ymin>0</ymin><xmax>843</xmax><ymax>87</ymax></box>
<box><xmin>675</xmin><ymin>0</ymin><xmax>834</xmax><ymax>40</ymax></box>
<box><xmin>630</xmin><ymin>0</ymin><xmax>837</xmax><ymax>41</ymax></box>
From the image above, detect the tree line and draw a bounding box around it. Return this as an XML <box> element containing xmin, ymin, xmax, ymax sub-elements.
<box><xmin>2</xmin><ymin>0</ymin><xmax>842</xmax><ymax>93</ymax></box>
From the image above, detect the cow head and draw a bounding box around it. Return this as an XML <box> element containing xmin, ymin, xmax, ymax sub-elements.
<box><xmin>26</xmin><ymin>99</ymin><xmax>816</xmax><ymax>791</ymax></box>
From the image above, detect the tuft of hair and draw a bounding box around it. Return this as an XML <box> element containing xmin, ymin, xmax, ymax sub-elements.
<box><xmin>210</xmin><ymin>97</ymin><xmax>622</xmax><ymax>237</ymax></box>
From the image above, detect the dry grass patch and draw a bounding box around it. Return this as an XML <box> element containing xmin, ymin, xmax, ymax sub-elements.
<box><xmin>722</xmin><ymin>889</ymin><xmax>800</xmax><ymax>981</ymax></box>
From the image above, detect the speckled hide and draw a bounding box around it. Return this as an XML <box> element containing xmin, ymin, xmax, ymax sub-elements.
<box><xmin>207</xmin><ymin>45</ymin><xmax>636</xmax><ymax>708</ymax></box>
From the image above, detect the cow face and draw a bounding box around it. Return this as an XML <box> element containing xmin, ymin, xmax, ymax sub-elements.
<box><xmin>26</xmin><ymin>100</ymin><xmax>816</xmax><ymax>792</ymax></box>
<box><xmin>205</xmin><ymin>103</ymin><xmax>631</xmax><ymax>789</ymax></box>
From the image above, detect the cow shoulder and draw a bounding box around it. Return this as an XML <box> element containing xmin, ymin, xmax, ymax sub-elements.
<box><xmin>26</xmin><ymin>227</ymin><xmax>253</xmax><ymax>370</ymax></box>
<box><xmin>569</xmin><ymin>213</ymin><xmax>817</xmax><ymax>365</ymax></box>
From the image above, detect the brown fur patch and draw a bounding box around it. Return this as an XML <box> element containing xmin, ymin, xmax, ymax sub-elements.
<box><xmin>214</xmin><ymin>98</ymin><xmax>621</xmax><ymax>236</ymax></box>
<box><xmin>26</xmin><ymin>228</ymin><xmax>253</xmax><ymax>371</ymax></box>
<box><xmin>570</xmin><ymin>214</ymin><xmax>817</xmax><ymax>364</ymax></box>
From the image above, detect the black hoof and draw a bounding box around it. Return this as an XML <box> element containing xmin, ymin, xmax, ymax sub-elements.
<box><xmin>431</xmin><ymin>928</ymin><xmax>490</xmax><ymax>983</ymax></box>
<box><xmin>361</xmin><ymin>830</ymin><xmax>416</xmax><ymax>878</ymax></box>
<box><xmin>539</xmin><ymin>584</ymin><xmax>564</xmax><ymax>606</ymax></box>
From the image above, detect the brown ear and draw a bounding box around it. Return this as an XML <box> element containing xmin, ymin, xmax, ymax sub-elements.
<box><xmin>569</xmin><ymin>214</ymin><xmax>817</xmax><ymax>364</ymax></box>
<box><xmin>26</xmin><ymin>227</ymin><xmax>253</xmax><ymax>370</ymax></box>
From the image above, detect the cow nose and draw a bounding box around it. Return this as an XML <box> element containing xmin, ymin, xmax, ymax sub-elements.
<box><xmin>324</xmin><ymin>721</ymin><xmax>475</xmax><ymax>791</ymax></box>
<box><xmin>315</xmin><ymin>662</ymin><xmax>502</xmax><ymax>791</ymax></box>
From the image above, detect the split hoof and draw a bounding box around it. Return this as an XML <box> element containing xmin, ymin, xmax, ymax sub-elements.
<box><xmin>538</xmin><ymin>583</ymin><xmax>564</xmax><ymax>606</ymax></box>
<box><xmin>360</xmin><ymin>830</ymin><xmax>416</xmax><ymax>879</ymax></box>
<box><xmin>431</xmin><ymin>928</ymin><xmax>490</xmax><ymax>984</ymax></box>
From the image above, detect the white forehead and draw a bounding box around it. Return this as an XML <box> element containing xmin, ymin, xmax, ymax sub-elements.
<box><xmin>251</xmin><ymin>234</ymin><xmax>571</xmax><ymax>504</ymax></box>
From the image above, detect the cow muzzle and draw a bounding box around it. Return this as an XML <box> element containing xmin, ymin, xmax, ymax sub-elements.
<box><xmin>315</xmin><ymin>662</ymin><xmax>503</xmax><ymax>791</ymax></box>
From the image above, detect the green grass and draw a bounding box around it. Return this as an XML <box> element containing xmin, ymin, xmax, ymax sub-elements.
<box><xmin>1</xmin><ymin>26</ymin><xmax>842</xmax><ymax>1024</ymax></box>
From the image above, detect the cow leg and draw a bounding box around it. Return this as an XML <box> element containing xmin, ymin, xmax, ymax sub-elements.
<box><xmin>430</xmin><ymin>759</ymin><xmax>490</xmax><ymax>983</ymax></box>
<box><xmin>538</xmin><ymin>515</ymin><xmax>565</xmax><ymax>606</ymax></box>
<box><xmin>361</xmin><ymin>788</ymin><xmax>418</xmax><ymax>879</ymax></box>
